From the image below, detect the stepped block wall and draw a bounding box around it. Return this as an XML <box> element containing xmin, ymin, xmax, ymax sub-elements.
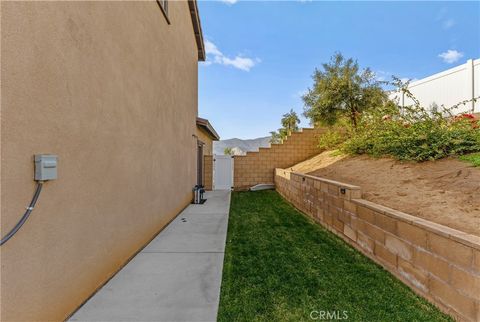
<box><xmin>233</xmin><ymin>128</ymin><xmax>326</xmax><ymax>190</ymax></box>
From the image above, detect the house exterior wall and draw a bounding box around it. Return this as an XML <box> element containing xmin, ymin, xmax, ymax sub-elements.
<box><xmin>1</xmin><ymin>1</ymin><xmax>199</xmax><ymax>320</ymax></box>
<box><xmin>196</xmin><ymin>127</ymin><xmax>214</xmax><ymax>188</ymax></box>
<box><xmin>275</xmin><ymin>169</ymin><xmax>480</xmax><ymax>322</ymax></box>
<box><xmin>197</xmin><ymin>127</ymin><xmax>214</xmax><ymax>155</ymax></box>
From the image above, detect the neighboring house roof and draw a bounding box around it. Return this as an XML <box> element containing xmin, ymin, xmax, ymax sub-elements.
<box><xmin>196</xmin><ymin>117</ymin><xmax>220</xmax><ymax>140</ymax></box>
<box><xmin>188</xmin><ymin>0</ymin><xmax>206</xmax><ymax>61</ymax></box>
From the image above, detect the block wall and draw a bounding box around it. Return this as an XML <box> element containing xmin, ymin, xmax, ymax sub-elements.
<box><xmin>275</xmin><ymin>169</ymin><xmax>480</xmax><ymax>322</ymax></box>
<box><xmin>233</xmin><ymin>128</ymin><xmax>326</xmax><ymax>190</ymax></box>
<box><xmin>204</xmin><ymin>155</ymin><xmax>213</xmax><ymax>191</ymax></box>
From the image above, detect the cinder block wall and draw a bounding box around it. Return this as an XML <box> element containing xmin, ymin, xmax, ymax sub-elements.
<box><xmin>275</xmin><ymin>169</ymin><xmax>480</xmax><ymax>322</ymax></box>
<box><xmin>204</xmin><ymin>155</ymin><xmax>213</xmax><ymax>190</ymax></box>
<box><xmin>233</xmin><ymin>128</ymin><xmax>326</xmax><ymax>190</ymax></box>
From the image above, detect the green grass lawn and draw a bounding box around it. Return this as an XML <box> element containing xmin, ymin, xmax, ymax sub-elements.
<box><xmin>460</xmin><ymin>152</ymin><xmax>480</xmax><ymax>167</ymax></box>
<box><xmin>218</xmin><ymin>190</ymin><xmax>452</xmax><ymax>322</ymax></box>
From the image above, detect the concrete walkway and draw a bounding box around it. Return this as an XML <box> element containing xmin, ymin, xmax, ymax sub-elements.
<box><xmin>70</xmin><ymin>191</ymin><xmax>231</xmax><ymax>322</ymax></box>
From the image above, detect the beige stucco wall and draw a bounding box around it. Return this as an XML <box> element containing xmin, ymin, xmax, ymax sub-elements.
<box><xmin>1</xmin><ymin>1</ymin><xmax>199</xmax><ymax>320</ymax></box>
<box><xmin>196</xmin><ymin>127</ymin><xmax>214</xmax><ymax>155</ymax></box>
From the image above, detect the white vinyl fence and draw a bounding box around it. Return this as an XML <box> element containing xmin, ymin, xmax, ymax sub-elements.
<box><xmin>213</xmin><ymin>155</ymin><xmax>233</xmax><ymax>190</ymax></box>
<box><xmin>390</xmin><ymin>58</ymin><xmax>480</xmax><ymax>114</ymax></box>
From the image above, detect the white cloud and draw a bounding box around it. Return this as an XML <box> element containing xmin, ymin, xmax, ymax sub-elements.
<box><xmin>219</xmin><ymin>0</ymin><xmax>238</xmax><ymax>4</ymax></box>
<box><xmin>218</xmin><ymin>56</ymin><xmax>258</xmax><ymax>71</ymax></box>
<box><xmin>205</xmin><ymin>40</ymin><xmax>222</xmax><ymax>56</ymax></box>
<box><xmin>438</xmin><ymin>49</ymin><xmax>464</xmax><ymax>64</ymax></box>
<box><xmin>443</xmin><ymin>18</ymin><xmax>455</xmax><ymax>29</ymax></box>
<box><xmin>203</xmin><ymin>40</ymin><xmax>259</xmax><ymax>71</ymax></box>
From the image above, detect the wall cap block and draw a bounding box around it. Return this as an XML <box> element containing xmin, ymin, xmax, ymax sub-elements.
<box><xmin>352</xmin><ymin>199</ymin><xmax>418</xmax><ymax>223</ymax></box>
<box><xmin>290</xmin><ymin>172</ymin><xmax>361</xmax><ymax>190</ymax></box>
<box><xmin>351</xmin><ymin>200</ymin><xmax>480</xmax><ymax>251</ymax></box>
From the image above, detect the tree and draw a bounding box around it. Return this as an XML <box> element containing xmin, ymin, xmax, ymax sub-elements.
<box><xmin>269</xmin><ymin>131</ymin><xmax>282</xmax><ymax>144</ymax></box>
<box><xmin>270</xmin><ymin>109</ymin><xmax>300</xmax><ymax>143</ymax></box>
<box><xmin>281</xmin><ymin>109</ymin><xmax>300</xmax><ymax>133</ymax></box>
<box><xmin>224</xmin><ymin>147</ymin><xmax>233</xmax><ymax>155</ymax></box>
<box><xmin>303</xmin><ymin>53</ymin><xmax>387</xmax><ymax>128</ymax></box>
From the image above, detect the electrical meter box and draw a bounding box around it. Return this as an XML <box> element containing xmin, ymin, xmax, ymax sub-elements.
<box><xmin>34</xmin><ymin>154</ymin><xmax>57</xmax><ymax>181</ymax></box>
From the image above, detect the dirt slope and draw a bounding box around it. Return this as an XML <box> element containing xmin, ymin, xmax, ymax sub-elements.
<box><xmin>289</xmin><ymin>152</ymin><xmax>480</xmax><ymax>236</ymax></box>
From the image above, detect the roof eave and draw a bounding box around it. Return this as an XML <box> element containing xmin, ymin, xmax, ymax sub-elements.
<box><xmin>196</xmin><ymin>117</ymin><xmax>220</xmax><ymax>140</ymax></box>
<box><xmin>188</xmin><ymin>0</ymin><xmax>206</xmax><ymax>61</ymax></box>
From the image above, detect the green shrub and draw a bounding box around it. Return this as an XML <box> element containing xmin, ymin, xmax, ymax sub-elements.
<box><xmin>460</xmin><ymin>153</ymin><xmax>480</xmax><ymax>166</ymax></box>
<box><xmin>314</xmin><ymin>76</ymin><xmax>480</xmax><ymax>161</ymax></box>
<box><xmin>343</xmin><ymin>117</ymin><xmax>480</xmax><ymax>161</ymax></box>
<box><xmin>318</xmin><ymin>119</ymin><xmax>351</xmax><ymax>150</ymax></box>
<box><xmin>332</xmin><ymin>97</ymin><xmax>480</xmax><ymax>161</ymax></box>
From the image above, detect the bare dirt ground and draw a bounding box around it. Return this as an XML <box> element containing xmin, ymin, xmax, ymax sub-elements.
<box><xmin>289</xmin><ymin>152</ymin><xmax>480</xmax><ymax>236</ymax></box>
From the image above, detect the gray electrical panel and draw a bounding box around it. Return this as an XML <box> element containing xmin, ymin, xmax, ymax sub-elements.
<box><xmin>34</xmin><ymin>154</ymin><xmax>57</xmax><ymax>181</ymax></box>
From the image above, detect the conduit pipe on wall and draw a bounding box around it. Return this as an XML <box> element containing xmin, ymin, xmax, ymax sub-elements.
<box><xmin>0</xmin><ymin>182</ymin><xmax>44</xmax><ymax>246</ymax></box>
<box><xmin>1</xmin><ymin>154</ymin><xmax>57</xmax><ymax>246</ymax></box>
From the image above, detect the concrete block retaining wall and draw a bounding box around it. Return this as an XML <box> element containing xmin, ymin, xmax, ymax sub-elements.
<box><xmin>204</xmin><ymin>155</ymin><xmax>213</xmax><ymax>190</ymax></box>
<box><xmin>275</xmin><ymin>168</ymin><xmax>480</xmax><ymax>321</ymax></box>
<box><xmin>233</xmin><ymin>128</ymin><xmax>326</xmax><ymax>190</ymax></box>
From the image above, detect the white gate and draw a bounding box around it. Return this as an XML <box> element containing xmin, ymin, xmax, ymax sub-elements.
<box><xmin>213</xmin><ymin>155</ymin><xmax>233</xmax><ymax>190</ymax></box>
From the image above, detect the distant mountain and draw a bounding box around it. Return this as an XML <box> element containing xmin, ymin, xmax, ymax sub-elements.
<box><xmin>214</xmin><ymin>136</ymin><xmax>271</xmax><ymax>155</ymax></box>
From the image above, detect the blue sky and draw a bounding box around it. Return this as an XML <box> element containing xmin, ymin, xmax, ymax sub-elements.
<box><xmin>197</xmin><ymin>1</ymin><xmax>480</xmax><ymax>139</ymax></box>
